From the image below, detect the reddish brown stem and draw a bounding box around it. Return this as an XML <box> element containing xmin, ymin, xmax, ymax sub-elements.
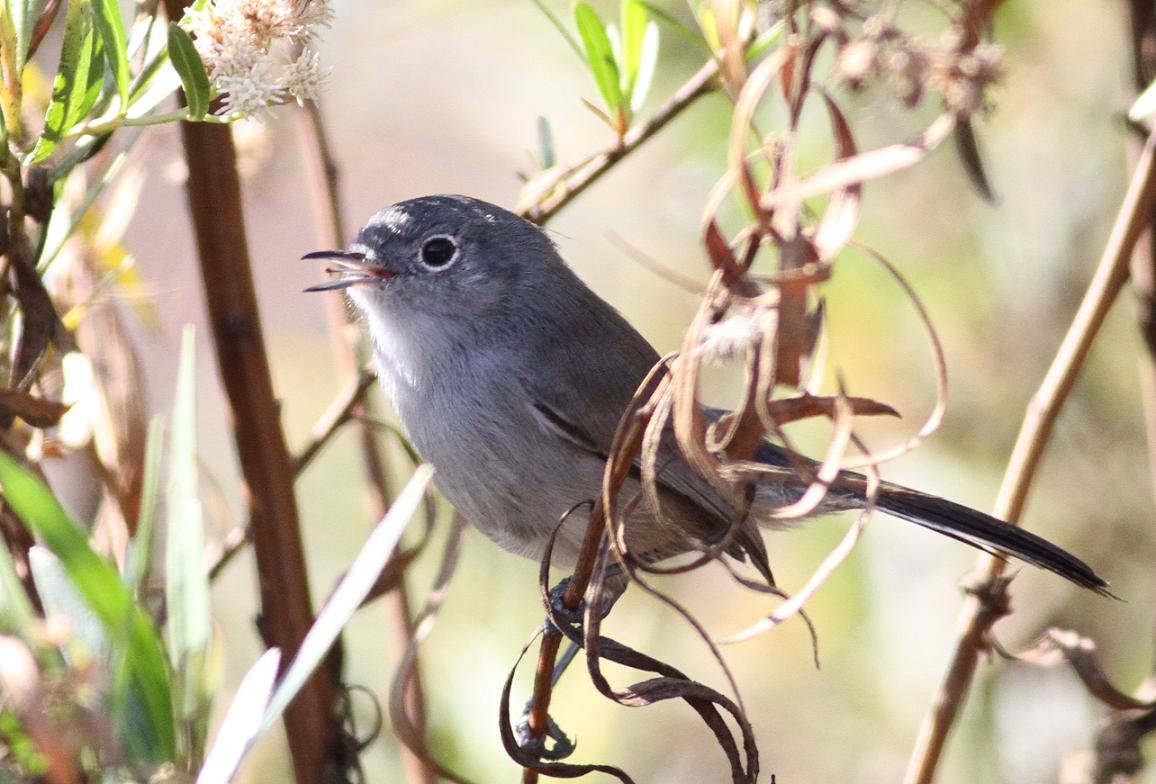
<box><xmin>521</xmin><ymin>377</ymin><xmax>660</xmax><ymax>782</ymax></box>
<box><xmin>157</xmin><ymin>17</ymin><xmax>345</xmax><ymax>771</ymax></box>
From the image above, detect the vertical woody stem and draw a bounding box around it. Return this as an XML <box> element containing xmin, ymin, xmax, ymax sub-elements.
<box><xmin>904</xmin><ymin>129</ymin><xmax>1156</xmax><ymax>784</ymax></box>
<box><xmin>157</xmin><ymin>5</ymin><xmax>347</xmax><ymax>769</ymax></box>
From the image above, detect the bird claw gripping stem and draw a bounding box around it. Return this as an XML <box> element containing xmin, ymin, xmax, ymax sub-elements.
<box><xmin>515</xmin><ymin>705</ymin><xmax>577</xmax><ymax>760</ymax></box>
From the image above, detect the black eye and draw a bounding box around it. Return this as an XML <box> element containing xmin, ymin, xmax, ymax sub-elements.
<box><xmin>420</xmin><ymin>236</ymin><xmax>457</xmax><ymax>268</ymax></box>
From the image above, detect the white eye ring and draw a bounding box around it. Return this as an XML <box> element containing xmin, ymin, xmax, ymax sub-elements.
<box><xmin>418</xmin><ymin>235</ymin><xmax>458</xmax><ymax>269</ymax></box>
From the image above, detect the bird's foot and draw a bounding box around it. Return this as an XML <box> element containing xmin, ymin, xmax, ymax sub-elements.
<box><xmin>544</xmin><ymin>577</ymin><xmax>585</xmax><ymax>634</ymax></box>
<box><xmin>515</xmin><ymin>704</ymin><xmax>576</xmax><ymax>760</ymax></box>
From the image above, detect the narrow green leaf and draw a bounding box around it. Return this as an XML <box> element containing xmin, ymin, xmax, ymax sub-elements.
<box><xmin>128</xmin><ymin>44</ymin><xmax>170</xmax><ymax>105</ymax></box>
<box><xmin>30</xmin><ymin>0</ymin><xmax>95</xmax><ymax>164</ymax></box>
<box><xmin>91</xmin><ymin>0</ymin><xmax>130</xmax><ymax>110</ymax></box>
<box><xmin>124</xmin><ymin>58</ymin><xmax>183</xmax><ymax>119</ymax></box>
<box><xmin>530</xmin><ymin>0</ymin><xmax>584</xmax><ymax>62</ymax></box>
<box><xmin>123</xmin><ymin>416</ymin><xmax>164</xmax><ymax>593</ymax></box>
<box><xmin>639</xmin><ymin>2</ymin><xmax>710</xmax><ymax>53</ymax></box>
<box><xmin>261</xmin><ymin>466</ymin><xmax>435</xmax><ymax>729</ymax></box>
<box><xmin>745</xmin><ymin>19</ymin><xmax>785</xmax><ymax>63</ymax></box>
<box><xmin>30</xmin><ymin>546</ymin><xmax>109</xmax><ymax>663</ymax></box>
<box><xmin>574</xmin><ymin>3</ymin><xmax>622</xmax><ymax>117</ymax></box>
<box><xmin>630</xmin><ymin>20</ymin><xmax>658</xmax><ymax>113</ymax></box>
<box><xmin>165</xmin><ymin>326</ymin><xmax>211</xmax><ymax>749</ymax></box>
<box><xmin>620</xmin><ymin>0</ymin><xmax>647</xmax><ymax>94</ymax></box>
<box><xmin>697</xmin><ymin>5</ymin><xmax>719</xmax><ymax>53</ymax></box>
<box><xmin>536</xmin><ymin>115</ymin><xmax>555</xmax><ymax>169</ymax></box>
<box><xmin>74</xmin><ymin>30</ymin><xmax>107</xmax><ymax>125</ymax></box>
<box><xmin>0</xmin><ymin>452</ymin><xmax>175</xmax><ymax>761</ymax></box>
<box><xmin>11</xmin><ymin>0</ymin><xmax>39</xmax><ymax>73</ymax></box>
<box><xmin>125</xmin><ymin>0</ymin><xmax>159</xmax><ymax>62</ymax></box>
<box><xmin>196</xmin><ymin>649</ymin><xmax>281</xmax><ymax>784</ymax></box>
<box><xmin>166</xmin><ymin>23</ymin><xmax>209</xmax><ymax>119</ymax></box>
<box><xmin>0</xmin><ymin>536</ymin><xmax>34</xmax><ymax>631</ymax></box>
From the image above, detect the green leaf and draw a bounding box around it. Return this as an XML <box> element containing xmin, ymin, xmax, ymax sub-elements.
<box><xmin>196</xmin><ymin>649</ymin><xmax>280</xmax><ymax>784</ymax></box>
<box><xmin>536</xmin><ymin>115</ymin><xmax>555</xmax><ymax>169</ymax></box>
<box><xmin>70</xmin><ymin>30</ymin><xmax>107</xmax><ymax>130</ymax></box>
<box><xmin>91</xmin><ymin>0</ymin><xmax>130</xmax><ymax>111</ymax></box>
<box><xmin>619</xmin><ymin>0</ymin><xmax>647</xmax><ymax>95</ymax></box>
<box><xmin>0</xmin><ymin>452</ymin><xmax>175</xmax><ymax>761</ymax></box>
<box><xmin>261</xmin><ymin>465</ymin><xmax>435</xmax><ymax>730</ymax></box>
<box><xmin>11</xmin><ymin>0</ymin><xmax>36</xmax><ymax>73</ymax></box>
<box><xmin>10</xmin><ymin>0</ymin><xmax>39</xmax><ymax>73</ymax></box>
<box><xmin>165</xmin><ymin>326</ymin><xmax>211</xmax><ymax>756</ymax></box>
<box><xmin>30</xmin><ymin>546</ymin><xmax>109</xmax><ymax>663</ymax></box>
<box><xmin>125</xmin><ymin>1</ymin><xmax>159</xmax><ymax>62</ymax></box>
<box><xmin>30</xmin><ymin>0</ymin><xmax>95</xmax><ymax>164</ymax></box>
<box><xmin>630</xmin><ymin>20</ymin><xmax>658</xmax><ymax>112</ymax></box>
<box><xmin>0</xmin><ymin>536</ymin><xmax>34</xmax><ymax>631</ymax></box>
<box><xmin>530</xmin><ymin>0</ymin><xmax>584</xmax><ymax>62</ymax></box>
<box><xmin>166</xmin><ymin>23</ymin><xmax>210</xmax><ymax>120</ymax></box>
<box><xmin>697</xmin><ymin>5</ymin><xmax>719</xmax><ymax>53</ymax></box>
<box><xmin>574</xmin><ymin>2</ymin><xmax>622</xmax><ymax>118</ymax></box>
<box><xmin>639</xmin><ymin>2</ymin><xmax>709</xmax><ymax>53</ymax></box>
<box><xmin>123</xmin><ymin>416</ymin><xmax>164</xmax><ymax>593</ymax></box>
<box><xmin>745</xmin><ymin>19</ymin><xmax>784</xmax><ymax>62</ymax></box>
<box><xmin>125</xmin><ymin>58</ymin><xmax>183</xmax><ymax>119</ymax></box>
<box><xmin>129</xmin><ymin>43</ymin><xmax>171</xmax><ymax>105</ymax></box>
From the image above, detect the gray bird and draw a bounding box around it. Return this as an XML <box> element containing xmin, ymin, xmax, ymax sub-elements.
<box><xmin>305</xmin><ymin>194</ymin><xmax>1108</xmax><ymax>596</ymax></box>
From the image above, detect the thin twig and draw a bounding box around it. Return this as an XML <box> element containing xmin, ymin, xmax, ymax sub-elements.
<box><xmin>515</xmin><ymin>55</ymin><xmax>721</xmax><ymax>225</ymax></box>
<box><xmin>291</xmin><ymin>367</ymin><xmax>376</xmax><ymax>475</ymax></box>
<box><xmin>295</xmin><ymin>98</ymin><xmax>436</xmax><ymax>784</ymax></box>
<box><xmin>903</xmin><ymin>127</ymin><xmax>1156</xmax><ymax>784</ymax></box>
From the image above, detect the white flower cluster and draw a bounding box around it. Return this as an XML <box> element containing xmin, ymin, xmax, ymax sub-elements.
<box><xmin>182</xmin><ymin>0</ymin><xmax>332</xmax><ymax>117</ymax></box>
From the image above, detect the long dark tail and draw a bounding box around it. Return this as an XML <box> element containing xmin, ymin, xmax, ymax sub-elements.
<box><xmin>863</xmin><ymin>481</ymin><xmax>1111</xmax><ymax>596</ymax></box>
<box><xmin>731</xmin><ymin>413</ymin><xmax>1111</xmax><ymax>595</ymax></box>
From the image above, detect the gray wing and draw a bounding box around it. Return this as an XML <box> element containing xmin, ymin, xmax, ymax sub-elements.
<box><xmin>515</xmin><ymin>293</ymin><xmax>772</xmax><ymax>579</ymax></box>
<box><xmin>515</xmin><ymin>289</ymin><xmax>728</xmax><ymax>515</ymax></box>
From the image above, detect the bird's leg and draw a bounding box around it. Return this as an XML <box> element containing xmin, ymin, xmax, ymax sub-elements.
<box><xmin>514</xmin><ymin>706</ymin><xmax>576</xmax><ymax>760</ymax></box>
<box><xmin>543</xmin><ymin>576</ymin><xmax>584</xmax><ymax>631</ymax></box>
<box><xmin>516</xmin><ymin>572</ymin><xmax>627</xmax><ymax>758</ymax></box>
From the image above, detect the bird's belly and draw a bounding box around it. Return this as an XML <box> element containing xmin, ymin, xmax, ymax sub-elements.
<box><xmin>403</xmin><ymin>396</ymin><xmax>606</xmax><ymax>568</ymax></box>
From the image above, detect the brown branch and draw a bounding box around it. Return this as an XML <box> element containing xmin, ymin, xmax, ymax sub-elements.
<box><xmin>903</xmin><ymin>127</ymin><xmax>1156</xmax><ymax>784</ymax></box>
<box><xmin>295</xmin><ymin>98</ymin><xmax>436</xmax><ymax>784</ymax></box>
<box><xmin>515</xmin><ymin>55</ymin><xmax>721</xmax><ymax>225</ymax></box>
<box><xmin>156</xmin><ymin>6</ymin><xmax>346</xmax><ymax>772</ymax></box>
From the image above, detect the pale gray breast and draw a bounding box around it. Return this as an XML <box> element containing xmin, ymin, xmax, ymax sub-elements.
<box><xmin>387</xmin><ymin>346</ymin><xmax>607</xmax><ymax>564</ymax></box>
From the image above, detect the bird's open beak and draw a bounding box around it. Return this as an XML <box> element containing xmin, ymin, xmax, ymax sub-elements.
<box><xmin>302</xmin><ymin>250</ymin><xmax>396</xmax><ymax>292</ymax></box>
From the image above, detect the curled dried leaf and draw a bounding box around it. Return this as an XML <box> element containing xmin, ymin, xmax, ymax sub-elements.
<box><xmin>1002</xmin><ymin>629</ymin><xmax>1156</xmax><ymax>712</ymax></box>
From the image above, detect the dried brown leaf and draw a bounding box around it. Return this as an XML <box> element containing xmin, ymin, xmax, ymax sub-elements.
<box><xmin>0</xmin><ymin>387</ymin><xmax>69</xmax><ymax>427</ymax></box>
<box><xmin>761</xmin><ymin>114</ymin><xmax>956</xmax><ymax>213</ymax></box>
<box><xmin>813</xmin><ymin>91</ymin><xmax>861</xmax><ymax>261</ymax></box>
<box><xmin>762</xmin><ymin>392</ymin><xmax>901</xmax><ymax>424</ymax></box>
<box><xmin>1007</xmin><ymin>629</ymin><xmax>1156</xmax><ymax>712</ymax></box>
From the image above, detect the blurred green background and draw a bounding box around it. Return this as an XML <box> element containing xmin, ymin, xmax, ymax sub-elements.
<box><xmin>114</xmin><ymin>1</ymin><xmax>1153</xmax><ymax>781</ymax></box>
